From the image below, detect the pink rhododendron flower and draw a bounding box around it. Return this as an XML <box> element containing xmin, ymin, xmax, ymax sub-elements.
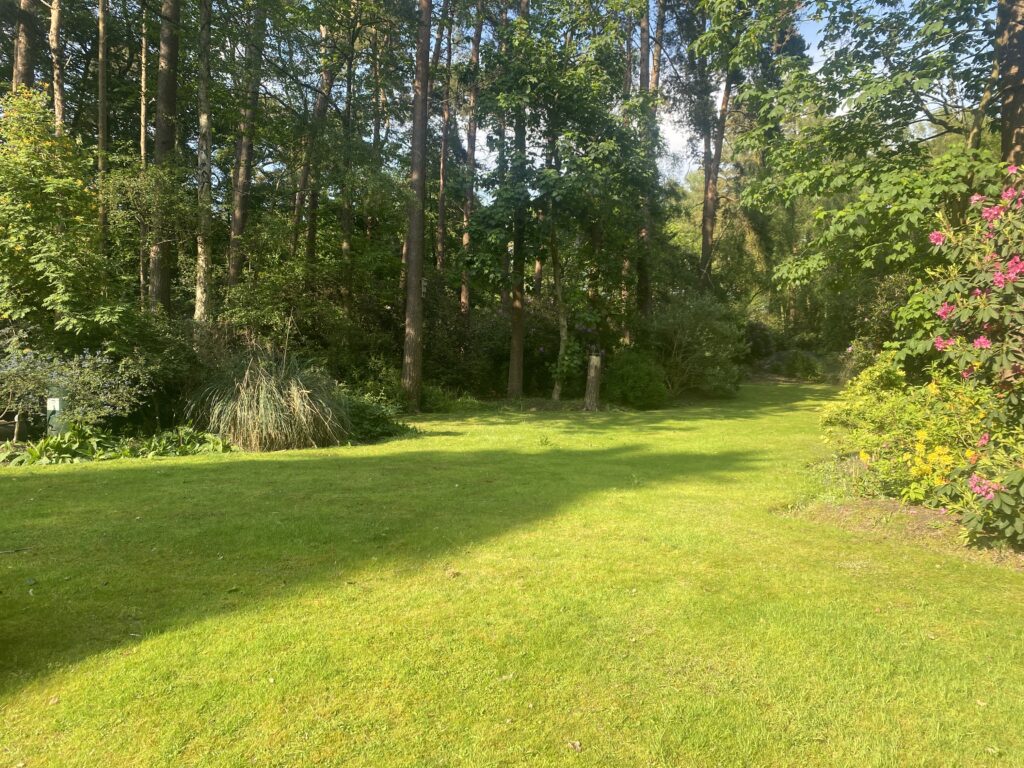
<box><xmin>982</xmin><ymin>205</ymin><xmax>1004</xmax><ymax>222</ymax></box>
<box><xmin>929</xmin><ymin>231</ymin><xmax>947</xmax><ymax>245</ymax></box>
<box><xmin>973</xmin><ymin>335</ymin><xmax>992</xmax><ymax>349</ymax></box>
<box><xmin>962</xmin><ymin>366</ymin><xmax>975</xmax><ymax>379</ymax></box>
<box><xmin>936</xmin><ymin>302</ymin><xmax>956</xmax><ymax>320</ymax></box>
<box><xmin>1010</xmin><ymin>165</ymin><xmax>1019</xmax><ymax>175</ymax></box>
<box><xmin>970</xmin><ymin>193</ymin><xmax>986</xmax><ymax>205</ymax></box>
<box><xmin>969</xmin><ymin>474</ymin><xmax>1004</xmax><ymax>501</ymax></box>
<box><xmin>978</xmin><ymin>433</ymin><xmax>990</xmax><ymax>447</ymax></box>
<box><xmin>1003</xmin><ymin>186</ymin><xmax>1018</xmax><ymax>201</ymax></box>
<box><xmin>934</xmin><ymin>336</ymin><xmax>955</xmax><ymax>351</ymax></box>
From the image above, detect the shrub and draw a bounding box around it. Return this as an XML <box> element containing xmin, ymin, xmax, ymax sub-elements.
<box><xmin>190</xmin><ymin>352</ymin><xmax>349</xmax><ymax>452</ymax></box>
<box><xmin>896</xmin><ymin>168</ymin><xmax>1024</xmax><ymax>414</ymax></box>
<box><xmin>648</xmin><ymin>294</ymin><xmax>747</xmax><ymax>397</ymax></box>
<box><xmin>763</xmin><ymin>349</ymin><xmax>824</xmax><ymax>381</ymax></box>
<box><xmin>604</xmin><ymin>349</ymin><xmax>669</xmax><ymax>409</ymax></box>
<box><xmin>336</xmin><ymin>388</ymin><xmax>412</xmax><ymax>443</ymax></box>
<box><xmin>1</xmin><ymin>331</ymin><xmax>151</xmax><ymax>429</ymax></box>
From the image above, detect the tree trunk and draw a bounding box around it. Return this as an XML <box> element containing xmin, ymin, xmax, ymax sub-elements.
<box><xmin>49</xmin><ymin>0</ymin><xmax>65</xmax><ymax>133</ymax></box>
<box><xmin>340</xmin><ymin>49</ymin><xmax>356</xmax><ymax>268</ymax></box>
<box><xmin>97</xmin><ymin>0</ymin><xmax>109</xmax><ymax>256</ymax></box>
<box><xmin>226</xmin><ymin>6</ymin><xmax>267</xmax><ymax>286</ymax></box>
<box><xmin>550</xmin><ymin>145</ymin><xmax>568</xmax><ymax>401</ymax></box>
<box><xmin>12</xmin><ymin>0</ymin><xmax>35</xmax><ymax>90</ymax></box>
<box><xmin>194</xmin><ymin>0</ymin><xmax>213</xmax><ymax>322</ymax></box>
<box><xmin>699</xmin><ymin>70</ymin><xmax>735</xmax><ymax>286</ymax></box>
<box><xmin>583</xmin><ymin>353</ymin><xmax>601</xmax><ymax>411</ymax></box>
<box><xmin>139</xmin><ymin>12</ymin><xmax>148</xmax><ymax>305</ymax></box>
<box><xmin>147</xmin><ymin>0</ymin><xmax>181</xmax><ymax>312</ymax></box>
<box><xmin>622</xmin><ymin>14</ymin><xmax>633</xmax><ymax>98</ymax></box>
<box><xmin>999</xmin><ymin>0</ymin><xmax>1024</xmax><ymax>164</ymax></box>
<box><xmin>460</xmin><ymin>0</ymin><xmax>484</xmax><ymax>314</ymax></box>
<box><xmin>140</xmin><ymin>14</ymin><xmax>147</xmax><ymax>165</ymax></box>
<box><xmin>651</xmin><ymin>0</ymin><xmax>665</xmax><ymax>93</ymax></box>
<box><xmin>401</xmin><ymin>0</ymin><xmax>432</xmax><ymax>411</ymax></box>
<box><xmin>636</xmin><ymin>0</ymin><xmax>653</xmax><ymax>319</ymax></box>
<box><xmin>507</xmin><ymin>0</ymin><xmax>530</xmax><ymax>400</ymax></box>
<box><xmin>436</xmin><ymin>19</ymin><xmax>453</xmax><ymax>271</ymax></box>
<box><xmin>292</xmin><ymin>28</ymin><xmax>335</xmax><ymax>260</ymax></box>
<box><xmin>639</xmin><ymin>1</ymin><xmax>649</xmax><ymax>95</ymax></box>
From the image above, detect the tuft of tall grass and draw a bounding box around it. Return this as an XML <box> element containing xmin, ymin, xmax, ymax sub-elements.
<box><xmin>190</xmin><ymin>353</ymin><xmax>349</xmax><ymax>452</ymax></box>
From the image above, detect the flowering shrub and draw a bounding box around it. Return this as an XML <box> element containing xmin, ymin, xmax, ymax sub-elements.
<box><xmin>897</xmin><ymin>167</ymin><xmax>1024</xmax><ymax>413</ymax></box>
<box><xmin>830</xmin><ymin>168</ymin><xmax>1024</xmax><ymax>544</ymax></box>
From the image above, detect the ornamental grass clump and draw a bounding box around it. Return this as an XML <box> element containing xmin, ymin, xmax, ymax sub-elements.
<box><xmin>191</xmin><ymin>353</ymin><xmax>349</xmax><ymax>452</ymax></box>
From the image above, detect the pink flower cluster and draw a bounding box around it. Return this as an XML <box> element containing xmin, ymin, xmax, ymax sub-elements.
<box><xmin>993</xmin><ymin>255</ymin><xmax>1023</xmax><ymax>288</ymax></box>
<box><xmin>936</xmin><ymin>302</ymin><xmax>956</xmax><ymax>320</ymax></box>
<box><xmin>929</xmin><ymin>231</ymin><xmax>946</xmax><ymax>245</ymax></box>
<box><xmin>978</xmin><ymin>433</ymin><xmax>991</xmax><ymax>447</ymax></box>
<box><xmin>970</xmin><ymin>193</ymin><xmax>987</xmax><ymax>206</ymax></box>
<box><xmin>982</xmin><ymin>205</ymin><xmax>1004</xmax><ymax>223</ymax></box>
<box><xmin>968</xmin><ymin>473</ymin><xmax>1004</xmax><ymax>501</ymax></box>
<box><xmin>934</xmin><ymin>336</ymin><xmax>955</xmax><ymax>351</ymax></box>
<box><xmin>973</xmin><ymin>335</ymin><xmax>993</xmax><ymax>349</ymax></box>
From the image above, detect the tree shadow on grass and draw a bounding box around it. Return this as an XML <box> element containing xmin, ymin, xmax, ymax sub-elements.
<box><xmin>0</xmin><ymin>442</ymin><xmax>766</xmax><ymax>697</ymax></box>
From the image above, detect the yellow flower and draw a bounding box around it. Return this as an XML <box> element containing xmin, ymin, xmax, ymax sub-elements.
<box><xmin>858</xmin><ymin>450</ymin><xmax>871</xmax><ymax>463</ymax></box>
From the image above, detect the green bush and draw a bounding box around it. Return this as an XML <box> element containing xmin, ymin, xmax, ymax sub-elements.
<box><xmin>604</xmin><ymin>349</ymin><xmax>669</xmax><ymax>409</ymax></box>
<box><xmin>763</xmin><ymin>349</ymin><xmax>823</xmax><ymax>381</ymax></box>
<box><xmin>1</xmin><ymin>331</ymin><xmax>151</xmax><ymax>429</ymax></box>
<box><xmin>190</xmin><ymin>352</ymin><xmax>349</xmax><ymax>452</ymax></box>
<box><xmin>337</xmin><ymin>389</ymin><xmax>412</xmax><ymax>443</ymax></box>
<box><xmin>648</xmin><ymin>294</ymin><xmax>747</xmax><ymax>397</ymax></box>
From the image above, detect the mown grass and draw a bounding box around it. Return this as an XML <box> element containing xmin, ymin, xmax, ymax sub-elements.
<box><xmin>3</xmin><ymin>383</ymin><xmax>1024</xmax><ymax>766</ymax></box>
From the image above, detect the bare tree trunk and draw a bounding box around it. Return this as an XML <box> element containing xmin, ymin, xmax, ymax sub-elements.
<box><xmin>140</xmin><ymin>15</ymin><xmax>147</xmax><ymax>166</ymax></box>
<box><xmin>139</xmin><ymin>12</ymin><xmax>148</xmax><ymax>306</ymax></box>
<box><xmin>636</xmin><ymin>0</ymin><xmax>653</xmax><ymax>319</ymax></box>
<box><xmin>340</xmin><ymin>46</ymin><xmax>356</xmax><ymax>268</ymax></box>
<box><xmin>402</xmin><ymin>0</ymin><xmax>432</xmax><ymax>411</ymax></box>
<box><xmin>49</xmin><ymin>0</ymin><xmax>65</xmax><ymax>133</ymax></box>
<box><xmin>293</xmin><ymin>31</ymin><xmax>336</xmax><ymax>264</ymax></box>
<box><xmin>549</xmin><ymin>144</ymin><xmax>567</xmax><ymax>401</ymax></box>
<box><xmin>12</xmin><ymin>0</ymin><xmax>35</xmax><ymax>90</ymax></box>
<box><xmin>436</xmin><ymin>19</ymin><xmax>453</xmax><ymax>271</ymax></box>
<box><xmin>226</xmin><ymin>6</ymin><xmax>267</xmax><ymax>286</ymax></box>
<box><xmin>999</xmin><ymin>0</ymin><xmax>1024</xmax><ymax>163</ymax></box>
<box><xmin>194</xmin><ymin>0</ymin><xmax>213</xmax><ymax>322</ymax></box>
<box><xmin>651</xmin><ymin>0</ymin><xmax>665</xmax><ymax>93</ymax></box>
<box><xmin>622</xmin><ymin>14</ymin><xmax>633</xmax><ymax>98</ymax></box>
<box><xmin>98</xmin><ymin>0</ymin><xmax>109</xmax><ymax>256</ymax></box>
<box><xmin>147</xmin><ymin>0</ymin><xmax>181</xmax><ymax>312</ymax></box>
<box><xmin>460</xmin><ymin>0</ymin><xmax>484</xmax><ymax>314</ymax></box>
<box><xmin>292</xmin><ymin>28</ymin><xmax>333</xmax><ymax>256</ymax></box>
<box><xmin>583</xmin><ymin>354</ymin><xmax>601</xmax><ymax>411</ymax></box>
<box><xmin>699</xmin><ymin>71</ymin><xmax>735</xmax><ymax>285</ymax></box>
<box><xmin>508</xmin><ymin>0</ymin><xmax>530</xmax><ymax>399</ymax></box>
<box><xmin>639</xmin><ymin>1</ymin><xmax>649</xmax><ymax>94</ymax></box>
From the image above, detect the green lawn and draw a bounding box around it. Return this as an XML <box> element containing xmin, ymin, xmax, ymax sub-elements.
<box><xmin>3</xmin><ymin>383</ymin><xmax>1024</xmax><ymax>766</ymax></box>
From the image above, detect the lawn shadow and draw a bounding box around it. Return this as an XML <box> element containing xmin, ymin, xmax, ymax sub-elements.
<box><xmin>0</xmin><ymin>441</ymin><xmax>765</xmax><ymax>697</ymax></box>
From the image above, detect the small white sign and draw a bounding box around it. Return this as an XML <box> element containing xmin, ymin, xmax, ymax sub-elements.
<box><xmin>46</xmin><ymin>397</ymin><xmax>62</xmax><ymax>412</ymax></box>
